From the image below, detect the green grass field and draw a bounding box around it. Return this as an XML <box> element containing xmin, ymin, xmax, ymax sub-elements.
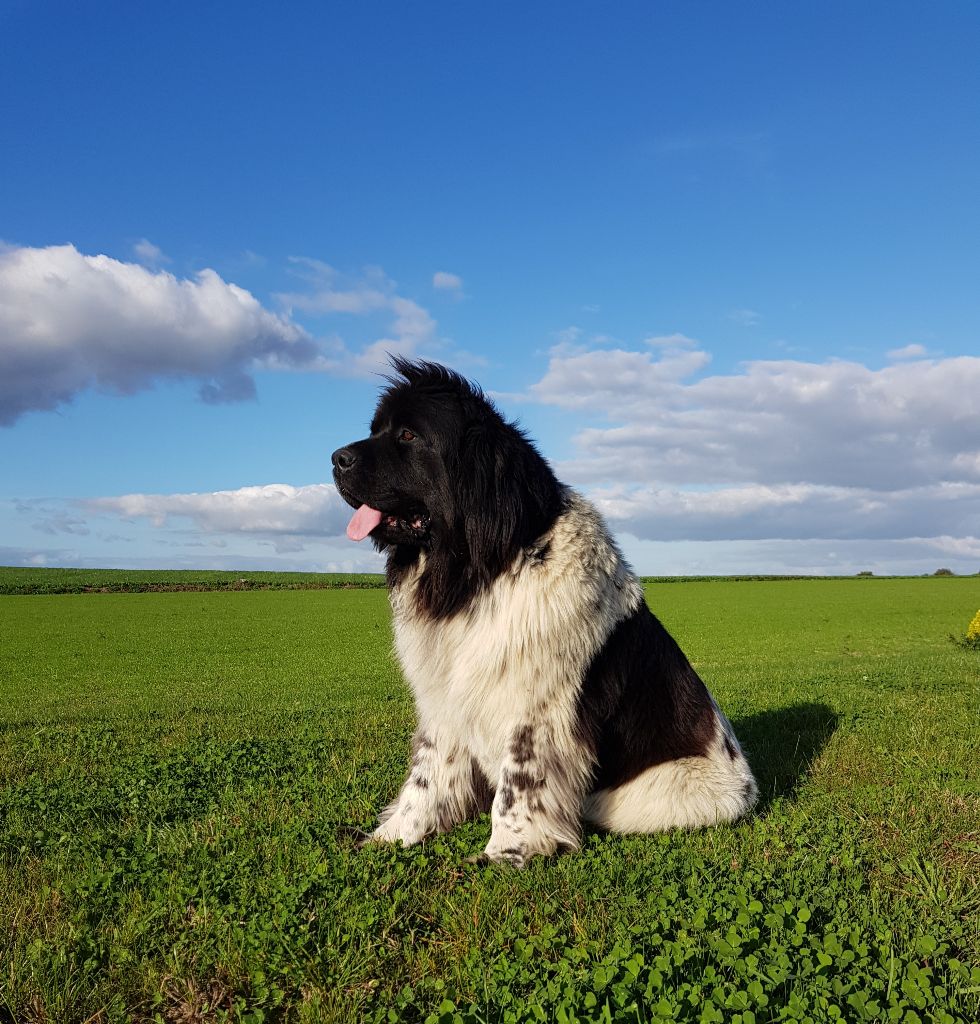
<box><xmin>0</xmin><ymin>567</ymin><xmax>387</xmax><ymax>595</ymax></box>
<box><xmin>1</xmin><ymin>575</ymin><xmax>978</xmax><ymax>1022</ymax></box>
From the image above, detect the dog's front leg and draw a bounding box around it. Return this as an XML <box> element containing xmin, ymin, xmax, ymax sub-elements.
<box><xmin>483</xmin><ymin>724</ymin><xmax>586</xmax><ymax>867</ymax></box>
<box><xmin>369</xmin><ymin>730</ymin><xmax>487</xmax><ymax>847</ymax></box>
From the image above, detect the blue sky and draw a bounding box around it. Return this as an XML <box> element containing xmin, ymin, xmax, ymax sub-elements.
<box><xmin>2</xmin><ymin>1</ymin><xmax>979</xmax><ymax>574</ymax></box>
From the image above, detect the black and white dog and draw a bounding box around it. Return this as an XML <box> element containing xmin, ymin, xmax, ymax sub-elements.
<box><xmin>333</xmin><ymin>358</ymin><xmax>756</xmax><ymax>866</ymax></box>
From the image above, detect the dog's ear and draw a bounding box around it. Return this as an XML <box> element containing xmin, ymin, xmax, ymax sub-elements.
<box><xmin>454</xmin><ymin>411</ymin><xmax>560</xmax><ymax>583</ymax></box>
<box><xmin>457</xmin><ymin>417</ymin><xmax>519</xmax><ymax>580</ymax></box>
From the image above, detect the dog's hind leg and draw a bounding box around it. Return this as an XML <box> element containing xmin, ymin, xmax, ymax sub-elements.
<box><xmin>369</xmin><ymin>730</ymin><xmax>492</xmax><ymax>847</ymax></box>
<box><xmin>583</xmin><ymin>722</ymin><xmax>757</xmax><ymax>833</ymax></box>
<box><xmin>482</xmin><ymin>722</ymin><xmax>590</xmax><ymax>867</ymax></box>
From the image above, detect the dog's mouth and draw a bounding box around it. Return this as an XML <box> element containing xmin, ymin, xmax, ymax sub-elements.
<box><xmin>383</xmin><ymin>510</ymin><xmax>431</xmax><ymax>535</ymax></box>
<box><xmin>339</xmin><ymin>489</ymin><xmax>431</xmax><ymax>543</ymax></box>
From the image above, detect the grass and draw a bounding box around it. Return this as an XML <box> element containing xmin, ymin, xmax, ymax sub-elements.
<box><xmin>5</xmin><ymin>566</ymin><xmax>969</xmax><ymax>596</ymax></box>
<box><xmin>0</xmin><ymin>567</ymin><xmax>386</xmax><ymax>595</ymax></box>
<box><xmin>0</xmin><ymin>575</ymin><xmax>978</xmax><ymax>1022</ymax></box>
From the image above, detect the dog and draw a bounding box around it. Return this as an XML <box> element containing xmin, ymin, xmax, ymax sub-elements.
<box><xmin>332</xmin><ymin>358</ymin><xmax>757</xmax><ymax>866</ymax></box>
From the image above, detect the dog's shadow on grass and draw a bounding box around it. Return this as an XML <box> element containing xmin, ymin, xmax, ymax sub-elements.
<box><xmin>733</xmin><ymin>702</ymin><xmax>839</xmax><ymax>812</ymax></box>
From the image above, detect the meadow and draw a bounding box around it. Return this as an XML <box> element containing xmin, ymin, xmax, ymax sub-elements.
<box><xmin>0</xmin><ymin>567</ymin><xmax>387</xmax><ymax>595</ymax></box>
<box><xmin>0</xmin><ymin>573</ymin><xmax>978</xmax><ymax>1023</ymax></box>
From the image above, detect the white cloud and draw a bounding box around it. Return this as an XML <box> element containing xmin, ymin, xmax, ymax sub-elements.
<box><xmin>69</xmin><ymin>482</ymin><xmax>386</xmax><ymax>571</ymax></box>
<box><xmin>277</xmin><ymin>258</ymin><xmax>390</xmax><ymax>315</ymax></box>
<box><xmin>7</xmin><ymin>468</ymin><xmax>980</xmax><ymax>577</ymax></box>
<box><xmin>591</xmin><ymin>481</ymin><xmax>980</xmax><ymax>542</ymax></box>
<box><xmin>0</xmin><ymin>540</ymin><xmax>384</xmax><ymax>573</ymax></box>
<box><xmin>275</xmin><ymin>259</ymin><xmax>446</xmax><ymax>375</ymax></box>
<box><xmin>0</xmin><ymin>243</ymin><xmax>468</xmax><ymax>422</ymax></box>
<box><xmin>86</xmin><ymin>483</ymin><xmax>353</xmax><ymax>538</ymax></box>
<box><xmin>0</xmin><ymin>243</ymin><xmax>320</xmax><ymax>425</ymax></box>
<box><xmin>530</xmin><ymin>344</ymin><xmax>712</xmax><ymax>413</ymax></box>
<box><xmin>433</xmin><ymin>270</ymin><xmax>463</xmax><ymax>292</ymax></box>
<box><xmin>31</xmin><ymin>511</ymin><xmax>91</xmax><ymax>536</ymax></box>
<box><xmin>533</xmin><ymin>343</ymin><xmax>980</xmax><ymax>491</ymax></box>
<box><xmin>524</xmin><ymin>338</ymin><xmax>980</xmax><ymax>553</ymax></box>
<box><xmin>887</xmin><ymin>343</ymin><xmax>928</xmax><ymax>360</ymax></box>
<box><xmin>551</xmin><ymin>326</ymin><xmax>584</xmax><ymax>349</ymax></box>
<box><xmin>132</xmin><ymin>238</ymin><xmax>170</xmax><ymax>267</ymax></box>
<box><xmin>615</xmin><ymin>535</ymin><xmax>980</xmax><ymax>577</ymax></box>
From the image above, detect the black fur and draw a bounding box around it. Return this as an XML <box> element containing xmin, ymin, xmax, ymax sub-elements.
<box><xmin>333</xmin><ymin>357</ymin><xmax>565</xmax><ymax>618</ymax></box>
<box><xmin>335</xmin><ymin>358</ymin><xmax>756</xmax><ymax>856</ymax></box>
<box><xmin>576</xmin><ymin>602</ymin><xmax>718</xmax><ymax>790</ymax></box>
<box><xmin>335</xmin><ymin>357</ymin><xmax>721</xmax><ymax>790</ymax></box>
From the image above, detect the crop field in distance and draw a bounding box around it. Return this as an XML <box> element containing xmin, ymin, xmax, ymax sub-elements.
<box><xmin>1</xmin><ymin>570</ymin><xmax>978</xmax><ymax>1022</ymax></box>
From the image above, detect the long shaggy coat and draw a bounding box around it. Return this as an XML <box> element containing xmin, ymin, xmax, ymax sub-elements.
<box><xmin>332</xmin><ymin>359</ymin><xmax>757</xmax><ymax>865</ymax></box>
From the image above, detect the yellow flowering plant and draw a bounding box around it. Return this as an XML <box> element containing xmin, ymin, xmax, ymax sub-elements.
<box><xmin>950</xmin><ymin>609</ymin><xmax>980</xmax><ymax>649</ymax></box>
<box><xmin>967</xmin><ymin>609</ymin><xmax>980</xmax><ymax>645</ymax></box>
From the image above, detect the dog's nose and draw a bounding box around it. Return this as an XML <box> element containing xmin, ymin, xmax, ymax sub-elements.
<box><xmin>332</xmin><ymin>447</ymin><xmax>357</xmax><ymax>471</ymax></box>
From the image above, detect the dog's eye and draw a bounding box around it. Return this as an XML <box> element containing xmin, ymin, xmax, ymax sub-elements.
<box><xmin>398</xmin><ymin>429</ymin><xmax>417</xmax><ymax>442</ymax></box>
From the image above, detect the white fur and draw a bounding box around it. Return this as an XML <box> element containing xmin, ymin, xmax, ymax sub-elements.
<box><xmin>370</xmin><ymin>489</ymin><xmax>756</xmax><ymax>863</ymax></box>
<box><xmin>583</xmin><ymin>713</ymin><xmax>757</xmax><ymax>833</ymax></box>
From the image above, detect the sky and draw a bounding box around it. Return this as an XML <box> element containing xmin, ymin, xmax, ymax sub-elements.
<box><xmin>1</xmin><ymin>1</ymin><xmax>979</xmax><ymax>576</ymax></box>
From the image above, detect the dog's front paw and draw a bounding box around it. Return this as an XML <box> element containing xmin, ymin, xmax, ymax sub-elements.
<box><xmin>464</xmin><ymin>849</ymin><xmax>525</xmax><ymax>868</ymax></box>
<box><xmin>465</xmin><ymin>849</ymin><xmax>525</xmax><ymax>868</ymax></box>
<box><xmin>491</xmin><ymin>847</ymin><xmax>527</xmax><ymax>868</ymax></box>
<box><xmin>481</xmin><ymin>841</ymin><xmax>529</xmax><ymax>868</ymax></box>
<box><xmin>483</xmin><ymin>830</ymin><xmax>562</xmax><ymax>867</ymax></box>
<box><xmin>368</xmin><ymin>813</ymin><xmax>428</xmax><ymax>848</ymax></box>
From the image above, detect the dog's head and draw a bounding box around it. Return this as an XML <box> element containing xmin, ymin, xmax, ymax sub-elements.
<box><xmin>332</xmin><ymin>358</ymin><xmax>563</xmax><ymax>597</ymax></box>
<box><xmin>331</xmin><ymin>359</ymin><xmax>462</xmax><ymax>549</ymax></box>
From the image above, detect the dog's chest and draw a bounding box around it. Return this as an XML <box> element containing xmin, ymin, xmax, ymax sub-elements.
<box><xmin>391</xmin><ymin>565</ymin><xmax>561</xmax><ymax>749</ymax></box>
<box><xmin>387</xmin><ymin>501</ymin><xmax>644</xmax><ymax>766</ymax></box>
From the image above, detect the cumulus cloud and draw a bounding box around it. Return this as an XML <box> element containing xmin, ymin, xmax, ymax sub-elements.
<box><xmin>534</xmin><ymin>344</ymin><xmax>980</xmax><ymax>491</ymax></box>
<box><xmin>530</xmin><ymin>342</ymin><xmax>712</xmax><ymax>414</ymax></box>
<box><xmin>86</xmin><ymin>482</ymin><xmax>353</xmax><ymax>538</ymax></box>
<box><xmin>0</xmin><ymin>243</ymin><xmax>465</xmax><ymax>423</ymax></box>
<box><xmin>0</xmin><ymin>243</ymin><xmax>320</xmax><ymax>425</ymax></box>
<box><xmin>526</xmin><ymin>338</ymin><xmax>980</xmax><ymax>553</ymax></box>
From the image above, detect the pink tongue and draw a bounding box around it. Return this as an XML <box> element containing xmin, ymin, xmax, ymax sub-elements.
<box><xmin>347</xmin><ymin>504</ymin><xmax>383</xmax><ymax>542</ymax></box>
